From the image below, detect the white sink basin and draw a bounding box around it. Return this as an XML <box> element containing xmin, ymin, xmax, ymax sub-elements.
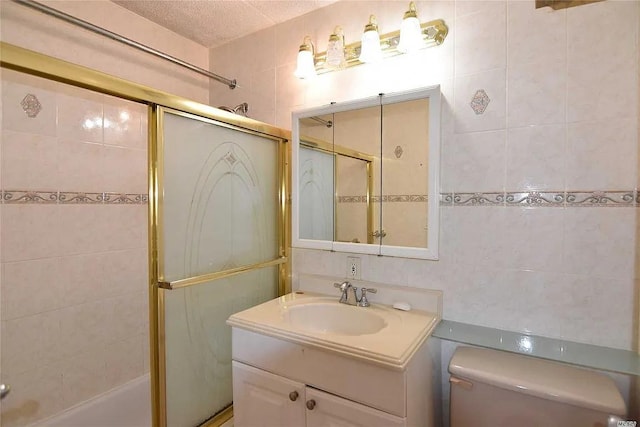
<box><xmin>227</xmin><ymin>292</ymin><xmax>440</xmax><ymax>369</ymax></box>
<box><xmin>285</xmin><ymin>302</ymin><xmax>387</xmax><ymax>336</ymax></box>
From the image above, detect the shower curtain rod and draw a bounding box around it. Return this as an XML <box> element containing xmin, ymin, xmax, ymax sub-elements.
<box><xmin>310</xmin><ymin>116</ymin><xmax>333</xmax><ymax>128</ymax></box>
<box><xmin>12</xmin><ymin>0</ymin><xmax>237</xmax><ymax>89</ymax></box>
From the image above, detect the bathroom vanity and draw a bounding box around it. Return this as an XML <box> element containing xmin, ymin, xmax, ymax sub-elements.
<box><xmin>227</xmin><ymin>290</ymin><xmax>441</xmax><ymax>426</ymax></box>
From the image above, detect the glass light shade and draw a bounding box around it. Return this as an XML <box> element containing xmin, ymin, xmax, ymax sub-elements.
<box><xmin>326</xmin><ymin>37</ymin><xmax>345</xmax><ymax>69</ymax></box>
<box><xmin>359</xmin><ymin>29</ymin><xmax>382</xmax><ymax>63</ymax></box>
<box><xmin>398</xmin><ymin>16</ymin><xmax>422</xmax><ymax>53</ymax></box>
<box><xmin>294</xmin><ymin>49</ymin><xmax>317</xmax><ymax>79</ymax></box>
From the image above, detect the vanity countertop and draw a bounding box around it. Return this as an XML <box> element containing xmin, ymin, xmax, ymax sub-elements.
<box><xmin>227</xmin><ymin>291</ymin><xmax>440</xmax><ymax>370</ymax></box>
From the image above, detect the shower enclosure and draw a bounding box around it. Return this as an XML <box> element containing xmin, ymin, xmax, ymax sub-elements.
<box><xmin>0</xmin><ymin>42</ymin><xmax>290</xmax><ymax>427</ymax></box>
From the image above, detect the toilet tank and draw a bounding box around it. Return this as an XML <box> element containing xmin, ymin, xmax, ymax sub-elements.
<box><xmin>448</xmin><ymin>347</ymin><xmax>626</xmax><ymax>427</ymax></box>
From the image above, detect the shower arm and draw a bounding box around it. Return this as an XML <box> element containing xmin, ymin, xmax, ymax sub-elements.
<box><xmin>11</xmin><ymin>0</ymin><xmax>238</xmax><ymax>89</ymax></box>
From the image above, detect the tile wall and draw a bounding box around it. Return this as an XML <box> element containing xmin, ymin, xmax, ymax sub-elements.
<box><xmin>210</xmin><ymin>0</ymin><xmax>640</xmax><ymax>351</ymax></box>
<box><xmin>0</xmin><ymin>69</ymin><xmax>148</xmax><ymax>427</ymax></box>
<box><xmin>0</xmin><ymin>1</ymin><xmax>211</xmax><ymax>425</ymax></box>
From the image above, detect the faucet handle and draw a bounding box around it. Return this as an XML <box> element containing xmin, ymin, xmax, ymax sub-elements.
<box><xmin>334</xmin><ymin>281</ymin><xmax>351</xmax><ymax>304</ymax></box>
<box><xmin>334</xmin><ymin>281</ymin><xmax>350</xmax><ymax>290</ymax></box>
<box><xmin>357</xmin><ymin>287</ymin><xmax>377</xmax><ymax>307</ymax></box>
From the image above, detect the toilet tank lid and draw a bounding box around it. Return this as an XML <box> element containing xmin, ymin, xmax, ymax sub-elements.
<box><xmin>449</xmin><ymin>347</ymin><xmax>626</xmax><ymax>415</ymax></box>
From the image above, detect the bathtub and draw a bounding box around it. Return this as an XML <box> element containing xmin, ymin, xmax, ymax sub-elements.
<box><xmin>34</xmin><ymin>374</ymin><xmax>151</xmax><ymax>427</ymax></box>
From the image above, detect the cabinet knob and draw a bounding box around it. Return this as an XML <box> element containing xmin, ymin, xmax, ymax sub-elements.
<box><xmin>289</xmin><ymin>391</ymin><xmax>299</xmax><ymax>401</ymax></box>
<box><xmin>306</xmin><ymin>399</ymin><xmax>316</xmax><ymax>410</ymax></box>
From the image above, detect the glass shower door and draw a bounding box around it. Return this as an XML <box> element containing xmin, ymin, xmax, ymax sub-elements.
<box><xmin>151</xmin><ymin>107</ymin><xmax>286</xmax><ymax>426</ymax></box>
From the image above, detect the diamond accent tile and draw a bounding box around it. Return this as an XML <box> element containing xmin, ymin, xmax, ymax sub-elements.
<box><xmin>394</xmin><ymin>145</ymin><xmax>403</xmax><ymax>158</ymax></box>
<box><xmin>21</xmin><ymin>93</ymin><xmax>42</xmax><ymax>118</ymax></box>
<box><xmin>470</xmin><ymin>89</ymin><xmax>490</xmax><ymax>115</ymax></box>
<box><xmin>224</xmin><ymin>151</ymin><xmax>238</xmax><ymax>166</ymax></box>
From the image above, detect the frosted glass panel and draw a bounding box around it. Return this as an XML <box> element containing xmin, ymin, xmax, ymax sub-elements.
<box><xmin>299</xmin><ymin>146</ymin><xmax>334</xmax><ymax>240</ymax></box>
<box><xmin>161</xmin><ymin>111</ymin><xmax>279</xmax><ymax>282</ymax></box>
<box><xmin>164</xmin><ymin>267</ymin><xmax>278</xmax><ymax>426</ymax></box>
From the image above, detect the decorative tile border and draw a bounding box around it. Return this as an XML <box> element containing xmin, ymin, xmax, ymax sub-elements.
<box><xmin>453</xmin><ymin>192</ymin><xmax>504</xmax><ymax>206</ymax></box>
<box><xmin>505</xmin><ymin>191</ymin><xmax>564</xmax><ymax>207</ymax></box>
<box><xmin>59</xmin><ymin>192</ymin><xmax>104</xmax><ymax>204</ymax></box>
<box><xmin>2</xmin><ymin>190</ymin><xmax>58</xmax><ymax>204</ymax></box>
<box><xmin>2</xmin><ymin>190</ymin><xmax>148</xmax><ymax>205</ymax></box>
<box><xmin>338</xmin><ymin>195</ymin><xmax>428</xmax><ymax>203</ymax></box>
<box><xmin>441</xmin><ymin>190</ymin><xmax>639</xmax><ymax>208</ymax></box>
<box><xmin>565</xmin><ymin>191</ymin><xmax>635</xmax><ymax>207</ymax></box>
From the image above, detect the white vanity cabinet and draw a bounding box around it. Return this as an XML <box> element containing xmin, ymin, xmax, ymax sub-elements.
<box><xmin>230</xmin><ymin>327</ymin><xmax>435</xmax><ymax>427</ymax></box>
<box><xmin>232</xmin><ymin>361</ymin><xmax>305</xmax><ymax>426</ymax></box>
<box><xmin>233</xmin><ymin>361</ymin><xmax>405</xmax><ymax>427</ymax></box>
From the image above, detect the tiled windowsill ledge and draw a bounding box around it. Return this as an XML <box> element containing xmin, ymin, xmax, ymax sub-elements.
<box><xmin>433</xmin><ymin>320</ymin><xmax>640</xmax><ymax>376</ymax></box>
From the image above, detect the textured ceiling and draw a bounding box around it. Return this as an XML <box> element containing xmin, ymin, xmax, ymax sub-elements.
<box><xmin>113</xmin><ymin>0</ymin><xmax>338</xmax><ymax>48</ymax></box>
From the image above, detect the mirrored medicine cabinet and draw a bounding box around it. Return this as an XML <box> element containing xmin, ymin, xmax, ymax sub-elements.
<box><xmin>292</xmin><ymin>86</ymin><xmax>441</xmax><ymax>260</ymax></box>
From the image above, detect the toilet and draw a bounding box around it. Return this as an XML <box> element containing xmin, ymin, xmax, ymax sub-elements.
<box><xmin>448</xmin><ymin>347</ymin><xmax>627</xmax><ymax>427</ymax></box>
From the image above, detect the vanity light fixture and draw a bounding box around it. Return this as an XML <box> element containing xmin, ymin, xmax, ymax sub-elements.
<box><xmin>397</xmin><ymin>2</ymin><xmax>422</xmax><ymax>53</ymax></box>
<box><xmin>326</xmin><ymin>26</ymin><xmax>346</xmax><ymax>69</ymax></box>
<box><xmin>299</xmin><ymin>6</ymin><xmax>448</xmax><ymax>79</ymax></box>
<box><xmin>294</xmin><ymin>36</ymin><xmax>317</xmax><ymax>79</ymax></box>
<box><xmin>359</xmin><ymin>15</ymin><xmax>382</xmax><ymax>64</ymax></box>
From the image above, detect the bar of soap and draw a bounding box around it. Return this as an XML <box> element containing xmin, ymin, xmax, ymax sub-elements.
<box><xmin>392</xmin><ymin>302</ymin><xmax>411</xmax><ymax>311</ymax></box>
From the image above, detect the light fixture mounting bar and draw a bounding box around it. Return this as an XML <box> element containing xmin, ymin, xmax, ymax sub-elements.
<box><xmin>313</xmin><ymin>19</ymin><xmax>448</xmax><ymax>75</ymax></box>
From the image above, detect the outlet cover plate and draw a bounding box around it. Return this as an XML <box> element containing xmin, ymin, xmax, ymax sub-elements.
<box><xmin>347</xmin><ymin>256</ymin><xmax>361</xmax><ymax>280</ymax></box>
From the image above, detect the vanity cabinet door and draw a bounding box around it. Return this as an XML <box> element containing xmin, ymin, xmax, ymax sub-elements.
<box><xmin>232</xmin><ymin>361</ymin><xmax>305</xmax><ymax>427</ymax></box>
<box><xmin>305</xmin><ymin>387</ymin><xmax>406</xmax><ymax>427</ymax></box>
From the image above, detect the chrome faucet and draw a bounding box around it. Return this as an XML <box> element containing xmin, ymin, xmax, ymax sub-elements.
<box><xmin>333</xmin><ymin>281</ymin><xmax>377</xmax><ymax>307</ymax></box>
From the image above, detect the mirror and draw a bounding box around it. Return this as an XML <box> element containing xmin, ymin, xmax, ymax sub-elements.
<box><xmin>292</xmin><ymin>86</ymin><xmax>440</xmax><ymax>260</ymax></box>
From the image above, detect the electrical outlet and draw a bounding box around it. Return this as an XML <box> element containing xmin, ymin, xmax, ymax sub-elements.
<box><xmin>347</xmin><ymin>256</ymin><xmax>361</xmax><ymax>280</ymax></box>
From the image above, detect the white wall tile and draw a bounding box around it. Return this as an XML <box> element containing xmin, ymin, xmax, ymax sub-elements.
<box><xmin>507</xmin><ymin>60</ymin><xmax>566</xmax><ymax>128</ymax></box>
<box><xmin>59</xmin><ymin>301</ymin><xmax>110</xmax><ymax>358</ymax></box>
<box><xmin>500</xmin><ymin>207</ymin><xmax>565</xmax><ymax>273</ymax></box>
<box><xmin>1</xmin><ymin>72</ymin><xmax>57</xmax><ymax>137</ymax></box>
<box><xmin>102</xmin><ymin>145</ymin><xmax>147</xmax><ymax>194</ymax></box>
<box><xmin>103</xmin><ymin>95</ymin><xmax>146</xmax><ymax>150</ymax></box>
<box><xmin>454</xmin><ymin>1</ymin><xmax>506</xmax><ymax>76</ymax></box>
<box><xmin>566</xmin><ymin>0</ymin><xmax>639</xmax><ymax>123</ymax></box>
<box><xmin>58</xmin><ymin>253</ymin><xmax>109</xmax><ymax>306</ymax></box>
<box><xmin>566</xmin><ymin>118</ymin><xmax>637</xmax><ymax>190</ymax></box>
<box><xmin>444</xmin><ymin>130</ymin><xmax>506</xmax><ymax>192</ymax></box>
<box><xmin>105</xmin><ymin>335</ymin><xmax>145</xmax><ymax>390</ymax></box>
<box><xmin>507</xmin><ymin>2</ymin><xmax>566</xmax><ymax>68</ymax></box>
<box><xmin>0</xmin><ymin>364</ymin><xmax>64</xmax><ymax>427</ymax></box>
<box><xmin>57</xmin><ymin>88</ymin><xmax>104</xmax><ymax>144</ymax></box>
<box><xmin>57</xmin><ymin>139</ymin><xmax>104</xmax><ymax>193</ymax></box>
<box><xmin>61</xmin><ymin>346</ymin><xmax>107</xmax><ymax>408</ymax></box>
<box><xmin>563</xmin><ymin>207</ymin><xmax>635</xmax><ymax>281</ymax></box>
<box><xmin>57</xmin><ymin>205</ymin><xmax>108</xmax><ymax>256</ymax></box>
<box><xmin>1</xmin><ymin>310</ymin><xmax>62</xmax><ymax>376</ymax></box>
<box><xmin>1</xmin><ymin>258</ymin><xmax>64</xmax><ymax>320</ymax></box>
<box><xmin>454</xmin><ymin>68</ymin><xmax>507</xmax><ymax>133</ymax></box>
<box><xmin>2</xmin><ymin>130</ymin><xmax>59</xmax><ymax>191</ymax></box>
<box><xmin>1</xmin><ymin>205</ymin><xmax>59</xmax><ymax>262</ymax></box>
<box><xmin>506</xmin><ymin>124</ymin><xmax>566</xmax><ymax>191</ymax></box>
